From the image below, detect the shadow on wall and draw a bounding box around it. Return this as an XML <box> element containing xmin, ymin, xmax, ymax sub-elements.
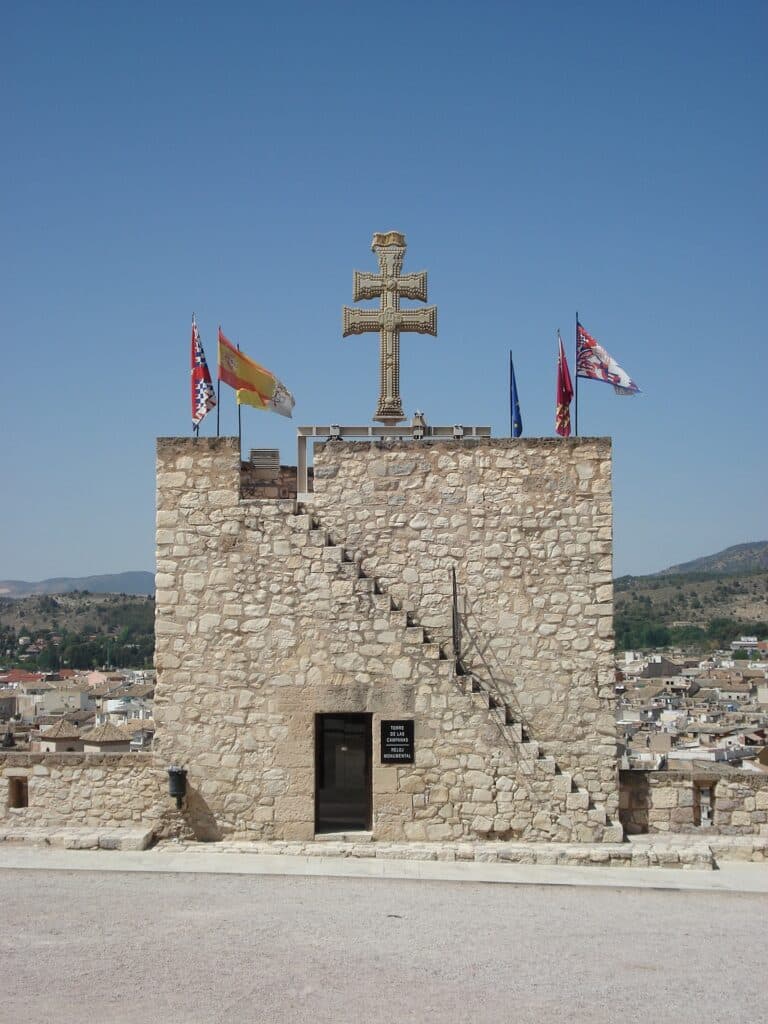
<box><xmin>182</xmin><ymin>786</ymin><xmax>222</xmax><ymax>842</ymax></box>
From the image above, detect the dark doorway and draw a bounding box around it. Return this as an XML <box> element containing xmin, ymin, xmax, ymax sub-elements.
<box><xmin>315</xmin><ymin>714</ymin><xmax>372</xmax><ymax>833</ymax></box>
<box><xmin>8</xmin><ymin>777</ymin><xmax>28</xmax><ymax>808</ymax></box>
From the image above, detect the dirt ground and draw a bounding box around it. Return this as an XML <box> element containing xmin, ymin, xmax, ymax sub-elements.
<box><xmin>4</xmin><ymin>868</ymin><xmax>766</xmax><ymax>1023</ymax></box>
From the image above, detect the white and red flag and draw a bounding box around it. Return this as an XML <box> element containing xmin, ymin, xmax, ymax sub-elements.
<box><xmin>191</xmin><ymin>318</ymin><xmax>217</xmax><ymax>427</ymax></box>
<box><xmin>576</xmin><ymin>321</ymin><xmax>640</xmax><ymax>395</ymax></box>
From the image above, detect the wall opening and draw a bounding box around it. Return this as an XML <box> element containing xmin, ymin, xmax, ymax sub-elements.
<box><xmin>693</xmin><ymin>784</ymin><xmax>713</xmax><ymax>828</ymax></box>
<box><xmin>8</xmin><ymin>777</ymin><xmax>28</xmax><ymax>809</ymax></box>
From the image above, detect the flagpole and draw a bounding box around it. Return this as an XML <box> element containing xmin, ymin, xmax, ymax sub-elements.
<box><xmin>216</xmin><ymin>325</ymin><xmax>221</xmax><ymax>437</ymax></box>
<box><xmin>192</xmin><ymin>313</ymin><xmax>197</xmax><ymax>439</ymax></box>
<box><xmin>574</xmin><ymin>311</ymin><xmax>579</xmax><ymax>437</ymax></box>
<box><xmin>509</xmin><ymin>350</ymin><xmax>512</xmax><ymax>437</ymax></box>
<box><xmin>237</xmin><ymin>343</ymin><xmax>242</xmax><ymax>460</ymax></box>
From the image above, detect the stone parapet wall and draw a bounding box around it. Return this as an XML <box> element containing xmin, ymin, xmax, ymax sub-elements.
<box><xmin>240</xmin><ymin>463</ymin><xmax>311</xmax><ymax>500</ymax></box>
<box><xmin>153</xmin><ymin>436</ymin><xmax>619</xmax><ymax>843</ymax></box>
<box><xmin>620</xmin><ymin>769</ymin><xmax>768</xmax><ymax>836</ymax></box>
<box><xmin>1</xmin><ymin>752</ymin><xmax>166</xmax><ymax>830</ymax></box>
<box><xmin>714</xmin><ymin>776</ymin><xmax>768</xmax><ymax>833</ymax></box>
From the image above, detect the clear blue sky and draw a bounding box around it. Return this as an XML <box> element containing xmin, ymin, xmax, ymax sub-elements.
<box><xmin>2</xmin><ymin>1</ymin><xmax>766</xmax><ymax>580</ymax></box>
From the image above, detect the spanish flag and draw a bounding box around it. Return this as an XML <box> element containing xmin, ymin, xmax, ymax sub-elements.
<box><xmin>217</xmin><ymin>329</ymin><xmax>295</xmax><ymax>418</ymax></box>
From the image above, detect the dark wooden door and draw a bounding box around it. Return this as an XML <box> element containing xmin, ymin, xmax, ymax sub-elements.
<box><xmin>315</xmin><ymin>714</ymin><xmax>372</xmax><ymax>833</ymax></box>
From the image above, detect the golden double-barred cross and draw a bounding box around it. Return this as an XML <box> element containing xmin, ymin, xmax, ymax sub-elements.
<box><xmin>343</xmin><ymin>231</ymin><xmax>437</xmax><ymax>423</ymax></box>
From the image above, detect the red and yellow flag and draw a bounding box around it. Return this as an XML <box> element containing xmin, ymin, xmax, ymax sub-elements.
<box><xmin>217</xmin><ymin>329</ymin><xmax>295</xmax><ymax>418</ymax></box>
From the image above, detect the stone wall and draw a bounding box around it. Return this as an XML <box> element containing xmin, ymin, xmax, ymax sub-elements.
<box><xmin>310</xmin><ymin>438</ymin><xmax>617</xmax><ymax>791</ymax></box>
<box><xmin>1</xmin><ymin>752</ymin><xmax>166</xmax><ymax>828</ymax></box>
<box><xmin>620</xmin><ymin>768</ymin><xmax>768</xmax><ymax>836</ymax></box>
<box><xmin>153</xmin><ymin>436</ymin><xmax>619</xmax><ymax>843</ymax></box>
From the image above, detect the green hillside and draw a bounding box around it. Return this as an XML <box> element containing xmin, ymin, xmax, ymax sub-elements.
<box><xmin>615</xmin><ymin>570</ymin><xmax>768</xmax><ymax>651</ymax></box>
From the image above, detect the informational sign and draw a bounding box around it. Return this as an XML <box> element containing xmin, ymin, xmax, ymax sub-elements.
<box><xmin>380</xmin><ymin>720</ymin><xmax>415</xmax><ymax>764</ymax></box>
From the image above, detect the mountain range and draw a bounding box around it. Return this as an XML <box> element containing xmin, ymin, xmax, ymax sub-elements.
<box><xmin>0</xmin><ymin>572</ymin><xmax>154</xmax><ymax>599</ymax></box>
<box><xmin>656</xmin><ymin>542</ymin><xmax>768</xmax><ymax>577</ymax></box>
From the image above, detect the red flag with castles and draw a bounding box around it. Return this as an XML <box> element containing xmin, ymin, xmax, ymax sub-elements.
<box><xmin>556</xmin><ymin>332</ymin><xmax>573</xmax><ymax>437</ymax></box>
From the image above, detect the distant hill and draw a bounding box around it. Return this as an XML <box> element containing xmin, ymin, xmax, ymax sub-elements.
<box><xmin>0</xmin><ymin>572</ymin><xmax>154</xmax><ymax>599</ymax></box>
<box><xmin>615</xmin><ymin>565</ymin><xmax>768</xmax><ymax>652</ymax></box>
<box><xmin>658</xmin><ymin>542</ymin><xmax>768</xmax><ymax>577</ymax></box>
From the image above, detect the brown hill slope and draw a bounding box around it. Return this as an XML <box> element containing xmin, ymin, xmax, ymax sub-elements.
<box><xmin>614</xmin><ymin>570</ymin><xmax>768</xmax><ymax>650</ymax></box>
<box><xmin>658</xmin><ymin>541</ymin><xmax>768</xmax><ymax>576</ymax></box>
<box><xmin>0</xmin><ymin>592</ymin><xmax>154</xmax><ymax>637</ymax></box>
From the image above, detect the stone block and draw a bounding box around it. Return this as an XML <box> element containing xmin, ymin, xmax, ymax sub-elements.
<box><xmin>730</xmin><ymin>811</ymin><xmax>753</xmax><ymax>827</ymax></box>
<box><xmin>566</xmin><ymin>791</ymin><xmax>589</xmax><ymax>811</ymax></box>
<box><xmin>651</xmin><ymin>788</ymin><xmax>678</xmax><ymax>810</ymax></box>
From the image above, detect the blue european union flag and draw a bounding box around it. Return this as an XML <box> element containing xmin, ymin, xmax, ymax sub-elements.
<box><xmin>510</xmin><ymin>352</ymin><xmax>523</xmax><ymax>437</ymax></box>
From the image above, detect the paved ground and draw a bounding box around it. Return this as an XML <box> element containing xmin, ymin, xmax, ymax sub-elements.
<box><xmin>3</xmin><ymin>867</ymin><xmax>767</xmax><ymax>1023</ymax></box>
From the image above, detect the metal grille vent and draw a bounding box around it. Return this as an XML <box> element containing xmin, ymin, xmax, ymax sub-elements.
<box><xmin>249</xmin><ymin>449</ymin><xmax>280</xmax><ymax>471</ymax></box>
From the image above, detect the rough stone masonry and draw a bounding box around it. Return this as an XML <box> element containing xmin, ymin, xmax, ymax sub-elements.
<box><xmin>152</xmin><ymin>434</ymin><xmax>622</xmax><ymax>843</ymax></box>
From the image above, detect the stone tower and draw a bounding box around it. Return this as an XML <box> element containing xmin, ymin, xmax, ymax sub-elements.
<box><xmin>153</xmin><ymin>434</ymin><xmax>620</xmax><ymax>842</ymax></box>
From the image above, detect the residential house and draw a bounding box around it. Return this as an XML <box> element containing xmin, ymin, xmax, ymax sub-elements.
<box><xmin>35</xmin><ymin>720</ymin><xmax>83</xmax><ymax>753</ymax></box>
<box><xmin>81</xmin><ymin>723</ymin><xmax>132</xmax><ymax>753</ymax></box>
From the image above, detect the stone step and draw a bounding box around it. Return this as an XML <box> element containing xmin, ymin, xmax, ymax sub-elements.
<box><xmin>506</xmin><ymin>720</ymin><xmax>524</xmax><ymax>743</ymax></box>
<box><xmin>552</xmin><ymin>771</ymin><xmax>574</xmax><ymax>797</ymax></box>
<box><xmin>421</xmin><ymin>643</ymin><xmax>443</xmax><ymax>660</ymax></box>
<box><xmin>521</xmin><ymin>740</ymin><xmax>540</xmax><ymax>759</ymax></box>
<box><xmin>602</xmin><ymin>820</ymin><xmax>624</xmax><ymax>844</ymax></box>
<box><xmin>308</xmin><ymin>529</ymin><xmax>331</xmax><ymax>547</ymax></box>
<box><xmin>403</xmin><ymin>626</ymin><xmax>425</xmax><ymax>645</ymax></box>
<box><xmin>0</xmin><ymin>826</ymin><xmax>155</xmax><ymax>851</ymax></box>
<box><xmin>337</xmin><ymin>561</ymin><xmax>361</xmax><ymax>579</ymax></box>
<box><xmin>488</xmin><ymin>706</ymin><xmax>510</xmax><ymax>730</ymax></box>
<box><xmin>390</xmin><ymin>611</ymin><xmax>412</xmax><ymax>629</ymax></box>
<box><xmin>290</xmin><ymin>513</ymin><xmax>313</xmax><ymax>532</ymax></box>
<box><xmin>321</xmin><ymin>545</ymin><xmax>344</xmax><ymax>563</ymax></box>
<box><xmin>588</xmin><ymin>806</ymin><xmax>608</xmax><ymax>827</ymax></box>
<box><xmin>469</xmin><ymin>689</ymin><xmax>490</xmax><ymax>710</ymax></box>
<box><xmin>370</xmin><ymin>594</ymin><xmax>395</xmax><ymax>612</ymax></box>
<box><xmin>313</xmin><ymin>830</ymin><xmax>373</xmax><ymax>843</ymax></box>
<box><xmin>353</xmin><ymin>577</ymin><xmax>377</xmax><ymax>594</ymax></box>
<box><xmin>536</xmin><ymin>756</ymin><xmax>558</xmax><ymax>776</ymax></box>
<box><xmin>566</xmin><ymin>789</ymin><xmax>591</xmax><ymax>811</ymax></box>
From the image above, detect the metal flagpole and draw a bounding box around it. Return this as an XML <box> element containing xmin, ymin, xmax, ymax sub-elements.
<box><xmin>509</xmin><ymin>350</ymin><xmax>512</xmax><ymax>437</ymax></box>
<box><xmin>574</xmin><ymin>311</ymin><xmax>579</xmax><ymax>437</ymax></box>
<box><xmin>216</xmin><ymin>325</ymin><xmax>221</xmax><ymax>437</ymax></box>
<box><xmin>192</xmin><ymin>313</ymin><xmax>198</xmax><ymax>438</ymax></box>
<box><xmin>237</xmin><ymin>344</ymin><xmax>242</xmax><ymax>460</ymax></box>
